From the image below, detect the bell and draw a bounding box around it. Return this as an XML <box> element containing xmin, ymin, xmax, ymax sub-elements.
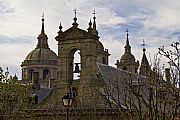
<box><xmin>74</xmin><ymin>63</ymin><xmax>80</xmax><ymax>73</ymax></box>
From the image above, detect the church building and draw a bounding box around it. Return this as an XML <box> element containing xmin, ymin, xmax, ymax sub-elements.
<box><xmin>20</xmin><ymin>11</ymin><xmax>152</xmax><ymax>120</ymax></box>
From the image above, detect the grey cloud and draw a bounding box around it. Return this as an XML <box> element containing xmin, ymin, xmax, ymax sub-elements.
<box><xmin>0</xmin><ymin>1</ymin><xmax>15</xmax><ymax>14</ymax></box>
<box><xmin>0</xmin><ymin>34</ymin><xmax>33</xmax><ymax>44</ymax></box>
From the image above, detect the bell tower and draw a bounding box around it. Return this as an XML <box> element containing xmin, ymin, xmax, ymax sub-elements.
<box><xmin>55</xmin><ymin>11</ymin><xmax>110</xmax><ymax>92</ymax></box>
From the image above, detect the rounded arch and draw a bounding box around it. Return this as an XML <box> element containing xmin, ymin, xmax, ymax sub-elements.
<box><xmin>67</xmin><ymin>47</ymin><xmax>80</xmax><ymax>58</ymax></box>
<box><xmin>67</xmin><ymin>47</ymin><xmax>81</xmax><ymax>80</ymax></box>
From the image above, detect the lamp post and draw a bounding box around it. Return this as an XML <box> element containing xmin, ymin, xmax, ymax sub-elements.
<box><xmin>62</xmin><ymin>93</ymin><xmax>73</xmax><ymax>120</ymax></box>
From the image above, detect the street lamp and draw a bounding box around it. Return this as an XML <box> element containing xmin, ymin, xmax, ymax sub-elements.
<box><xmin>62</xmin><ymin>93</ymin><xmax>73</xmax><ymax>120</ymax></box>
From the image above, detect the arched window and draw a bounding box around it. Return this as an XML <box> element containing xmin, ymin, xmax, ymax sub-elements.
<box><xmin>73</xmin><ymin>50</ymin><xmax>81</xmax><ymax>80</ymax></box>
<box><xmin>102</xmin><ymin>57</ymin><xmax>106</xmax><ymax>64</ymax></box>
<box><xmin>43</xmin><ymin>69</ymin><xmax>49</xmax><ymax>79</ymax></box>
<box><xmin>29</xmin><ymin>69</ymin><xmax>34</xmax><ymax>80</ymax></box>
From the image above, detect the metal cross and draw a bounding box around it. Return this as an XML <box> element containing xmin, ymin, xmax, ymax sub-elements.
<box><xmin>73</xmin><ymin>9</ymin><xmax>77</xmax><ymax>17</ymax></box>
<box><xmin>42</xmin><ymin>12</ymin><xmax>44</xmax><ymax>19</ymax></box>
<box><xmin>141</xmin><ymin>39</ymin><xmax>146</xmax><ymax>48</ymax></box>
<box><xmin>93</xmin><ymin>9</ymin><xmax>96</xmax><ymax>16</ymax></box>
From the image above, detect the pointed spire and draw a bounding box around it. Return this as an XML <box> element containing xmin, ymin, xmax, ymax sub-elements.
<box><xmin>124</xmin><ymin>28</ymin><xmax>131</xmax><ymax>53</ymax></box>
<box><xmin>37</xmin><ymin>13</ymin><xmax>49</xmax><ymax>49</ymax></box>
<box><xmin>41</xmin><ymin>12</ymin><xmax>45</xmax><ymax>34</ymax></box>
<box><xmin>126</xmin><ymin>28</ymin><xmax>129</xmax><ymax>45</ymax></box>
<box><xmin>72</xmin><ymin>9</ymin><xmax>78</xmax><ymax>27</ymax></box>
<box><xmin>92</xmin><ymin>9</ymin><xmax>98</xmax><ymax>35</ymax></box>
<box><xmin>13</xmin><ymin>73</ymin><xmax>18</xmax><ymax>80</ymax></box>
<box><xmin>58</xmin><ymin>22</ymin><xmax>63</xmax><ymax>35</ymax></box>
<box><xmin>139</xmin><ymin>39</ymin><xmax>150</xmax><ymax>76</ymax></box>
<box><xmin>93</xmin><ymin>10</ymin><xmax>96</xmax><ymax>30</ymax></box>
<box><xmin>88</xmin><ymin>19</ymin><xmax>93</xmax><ymax>31</ymax></box>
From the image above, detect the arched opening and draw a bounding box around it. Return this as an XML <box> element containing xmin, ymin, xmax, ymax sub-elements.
<box><xmin>43</xmin><ymin>69</ymin><xmax>49</xmax><ymax>79</ymax></box>
<box><xmin>73</xmin><ymin>50</ymin><xmax>81</xmax><ymax>80</ymax></box>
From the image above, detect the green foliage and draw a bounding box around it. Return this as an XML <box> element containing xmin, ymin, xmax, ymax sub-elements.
<box><xmin>0</xmin><ymin>81</ymin><xmax>31</xmax><ymax>119</ymax></box>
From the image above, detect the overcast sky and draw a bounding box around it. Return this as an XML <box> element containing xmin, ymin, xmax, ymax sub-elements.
<box><xmin>0</xmin><ymin>0</ymin><xmax>180</xmax><ymax>79</ymax></box>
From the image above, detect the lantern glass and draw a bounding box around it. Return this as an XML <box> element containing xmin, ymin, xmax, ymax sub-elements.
<box><xmin>62</xmin><ymin>94</ymin><xmax>73</xmax><ymax>106</ymax></box>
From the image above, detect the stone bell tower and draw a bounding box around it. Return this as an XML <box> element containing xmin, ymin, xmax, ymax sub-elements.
<box><xmin>55</xmin><ymin>11</ymin><xmax>110</xmax><ymax>92</ymax></box>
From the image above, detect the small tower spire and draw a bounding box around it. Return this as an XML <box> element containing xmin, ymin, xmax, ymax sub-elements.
<box><xmin>139</xmin><ymin>39</ymin><xmax>151</xmax><ymax>76</ymax></box>
<box><xmin>72</xmin><ymin>9</ymin><xmax>78</xmax><ymax>27</ymax></box>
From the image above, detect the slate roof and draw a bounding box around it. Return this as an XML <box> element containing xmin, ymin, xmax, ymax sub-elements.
<box><xmin>31</xmin><ymin>88</ymin><xmax>53</xmax><ymax>103</ymax></box>
<box><xmin>96</xmin><ymin>63</ymin><xmax>149</xmax><ymax>109</ymax></box>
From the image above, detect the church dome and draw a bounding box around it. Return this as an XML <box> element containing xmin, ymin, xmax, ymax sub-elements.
<box><xmin>25</xmin><ymin>48</ymin><xmax>57</xmax><ymax>60</ymax></box>
<box><xmin>120</xmin><ymin>53</ymin><xmax>135</xmax><ymax>63</ymax></box>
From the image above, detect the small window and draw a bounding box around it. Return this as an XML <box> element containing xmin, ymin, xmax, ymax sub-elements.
<box><xmin>102</xmin><ymin>57</ymin><xmax>106</xmax><ymax>64</ymax></box>
<box><xmin>123</xmin><ymin>67</ymin><xmax>127</xmax><ymax>70</ymax></box>
<box><xmin>43</xmin><ymin>69</ymin><xmax>49</xmax><ymax>79</ymax></box>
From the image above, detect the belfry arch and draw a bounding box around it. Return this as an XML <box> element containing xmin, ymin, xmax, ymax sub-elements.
<box><xmin>55</xmin><ymin>14</ymin><xmax>110</xmax><ymax>91</ymax></box>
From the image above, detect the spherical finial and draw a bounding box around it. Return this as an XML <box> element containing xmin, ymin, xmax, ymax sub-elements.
<box><xmin>42</xmin><ymin>12</ymin><xmax>44</xmax><ymax>21</ymax></box>
<box><xmin>73</xmin><ymin>9</ymin><xmax>77</xmax><ymax>22</ymax></box>
<box><xmin>59</xmin><ymin>22</ymin><xmax>63</xmax><ymax>30</ymax></box>
<box><xmin>93</xmin><ymin>9</ymin><xmax>96</xmax><ymax>20</ymax></box>
<box><xmin>126</xmin><ymin>28</ymin><xmax>129</xmax><ymax>36</ymax></box>
<box><xmin>141</xmin><ymin>39</ymin><xmax>146</xmax><ymax>53</ymax></box>
<box><xmin>89</xmin><ymin>19</ymin><xmax>92</xmax><ymax>26</ymax></box>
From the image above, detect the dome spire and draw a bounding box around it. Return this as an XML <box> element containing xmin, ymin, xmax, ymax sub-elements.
<box><xmin>126</xmin><ymin>28</ymin><xmax>129</xmax><ymax>45</ymax></box>
<box><xmin>37</xmin><ymin>13</ymin><xmax>49</xmax><ymax>49</ymax></box>
<box><xmin>92</xmin><ymin>9</ymin><xmax>98</xmax><ymax>35</ymax></box>
<box><xmin>72</xmin><ymin>9</ymin><xmax>78</xmax><ymax>27</ymax></box>
<box><xmin>41</xmin><ymin>12</ymin><xmax>45</xmax><ymax>34</ymax></box>
<box><xmin>93</xmin><ymin>10</ymin><xmax>96</xmax><ymax>30</ymax></box>
<box><xmin>124</xmin><ymin>28</ymin><xmax>131</xmax><ymax>53</ymax></box>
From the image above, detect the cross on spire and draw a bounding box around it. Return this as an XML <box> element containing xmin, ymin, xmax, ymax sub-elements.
<box><xmin>73</xmin><ymin>8</ymin><xmax>77</xmax><ymax>18</ymax></box>
<box><xmin>126</xmin><ymin>28</ymin><xmax>129</xmax><ymax>37</ymax></box>
<box><xmin>72</xmin><ymin>8</ymin><xmax>78</xmax><ymax>27</ymax></box>
<box><xmin>93</xmin><ymin>9</ymin><xmax>96</xmax><ymax>19</ymax></box>
<box><xmin>142</xmin><ymin>39</ymin><xmax>145</xmax><ymax>47</ymax></box>
<box><xmin>141</xmin><ymin>39</ymin><xmax>146</xmax><ymax>52</ymax></box>
<box><xmin>42</xmin><ymin>12</ymin><xmax>44</xmax><ymax>19</ymax></box>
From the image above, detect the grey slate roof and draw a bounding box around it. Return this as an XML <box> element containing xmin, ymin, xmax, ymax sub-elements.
<box><xmin>96</xmin><ymin>63</ymin><xmax>149</xmax><ymax>109</ymax></box>
<box><xmin>31</xmin><ymin>88</ymin><xmax>52</xmax><ymax>103</ymax></box>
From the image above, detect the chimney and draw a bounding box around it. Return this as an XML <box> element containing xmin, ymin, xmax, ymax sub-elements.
<box><xmin>32</xmin><ymin>72</ymin><xmax>40</xmax><ymax>90</ymax></box>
